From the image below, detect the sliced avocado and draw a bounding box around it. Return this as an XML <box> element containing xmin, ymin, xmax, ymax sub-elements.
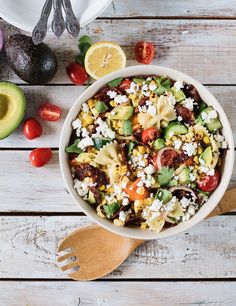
<box><xmin>111</xmin><ymin>106</ymin><xmax>134</xmax><ymax>120</ymax></box>
<box><xmin>5</xmin><ymin>34</ymin><xmax>57</xmax><ymax>85</ymax></box>
<box><xmin>179</xmin><ymin>167</ymin><xmax>190</xmax><ymax>184</ymax></box>
<box><xmin>171</xmin><ymin>87</ymin><xmax>186</xmax><ymax>102</ymax></box>
<box><xmin>0</xmin><ymin>82</ymin><xmax>26</xmax><ymax>140</ymax></box>
<box><xmin>121</xmin><ymin>120</ymin><xmax>133</xmax><ymax>136</ymax></box>
<box><xmin>153</xmin><ymin>138</ymin><xmax>165</xmax><ymax>151</ymax></box>
<box><xmin>95</xmin><ymin>101</ymin><xmax>108</xmax><ymax>113</ymax></box>
<box><xmin>164</xmin><ymin>121</ymin><xmax>188</xmax><ymax>139</ymax></box>
<box><xmin>155</xmin><ymin>188</ymin><xmax>172</xmax><ymax>204</ymax></box>
<box><xmin>201</xmin><ymin>146</ymin><xmax>213</xmax><ymax>167</ymax></box>
<box><xmin>197</xmin><ymin>106</ymin><xmax>222</xmax><ymax>132</ymax></box>
<box><xmin>76</xmin><ymin>153</ymin><xmax>96</xmax><ymax>163</ymax></box>
<box><xmin>87</xmin><ymin>191</ymin><xmax>96</xmax><ymax>204</ymax></box>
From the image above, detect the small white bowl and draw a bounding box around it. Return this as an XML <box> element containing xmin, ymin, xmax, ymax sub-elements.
<box><xmin>0</xmin><ymin>0</ymin><xmax>111</xmax><ymax>32</ymax></box>
<box><xmin>59</xmin><ymin>65</ymin><xmax>234</xmax><ymax>240</ymax></box>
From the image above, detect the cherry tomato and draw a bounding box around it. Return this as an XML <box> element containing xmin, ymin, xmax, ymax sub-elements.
<box><xmin>66</xmin><ymin>62</ymin><xmax>89</xmax><ymax>85</ymax></box>
<box><xmin>29</xmin><ymin>148</ymin><xmax>52</xmax><ymax>168</ymax></box>
<box><xmin>141</xmin><ymin>127</ymin><xmax>159</xmax><ymax>144</ymax></box>
<box><xmin>39</xmin><ymin>103</ymin><xmax>61</xmax><ymax>121</ymax></box>
<box><xmin>134</xmin><ymin>41</ymin><xmax>155</xmax><ymax>64</ymax></box>
<box><xmin>125</xmin><ymin>178</ymin><xmax>150</xmax><ymax>201</ymax></box>
<box><xmin>23</xmin><ymin>118</ymin><xmax>42</xmax><ymax>140</ymax></box>
<box><xmin>119</xmin><ymin>79</ymin><xmax>132</xmax><ymax>91</ymax></box>
<box><xmin>198</xmin><ymin>170</ymin><xmax>220</xmax><ymax>192</ymax></box>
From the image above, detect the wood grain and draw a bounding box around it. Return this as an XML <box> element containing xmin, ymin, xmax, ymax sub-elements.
<box><xmin>0</xmin><ymin>215</ymin><xmax>236</xmax><ymax>279</ymax></box>
<box><xmin>0</xmin><ymin>151</ymin><xmax>235</xmax><ymax>213</ymax></box>
<box><xmin>104</xmin><ymin>0</ymin><xmax>236</xmax><ymax>18</ymax></box>
<box><xmin>1</xmin><ymin>281</ymin><xmax>236</xmax><ymax>306</ymax></box>
<box><xmin>2</xmin><ymin>19</ymin><xmax>236</xmax><ymax>84</ymax></box>
<box><xmin>0</xmin><ymin>85</ymin><xmax>236</xmax><ymax>148</ymax></box>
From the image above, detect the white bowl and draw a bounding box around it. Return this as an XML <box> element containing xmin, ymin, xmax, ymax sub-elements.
<box><xmin>59</xmin><ymin>65</ymin><xmax>234</xmax><ymax>240</ymax></box>
<box><xmin>0</xmin><ymin>0</ymin><xmax>111</xmax><ymax>32</ymax></box>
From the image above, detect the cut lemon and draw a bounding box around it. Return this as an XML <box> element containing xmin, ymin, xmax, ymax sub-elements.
<box><xmin>84</xmin><ymin>41</ymin><xmax>126</xmax><ymax>80</ymax></box>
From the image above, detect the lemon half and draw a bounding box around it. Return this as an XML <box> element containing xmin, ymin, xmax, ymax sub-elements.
<box><xmin>84</xmin><ymin>41</ymin><xmax>126</xmax><ymax>80</ymax></box>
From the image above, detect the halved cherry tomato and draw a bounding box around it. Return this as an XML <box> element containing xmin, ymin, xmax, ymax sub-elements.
<box><xmin>134</xmin><ymin>41</ymin><xmax>155</xmax><ymax>64</ymax></box>
<box><xmin>125</xmin><ymin>178</ymin><xmax>150</xmax><ymax>201</ymax></box>
<box><xmin>141</xmin><ymin>127</ymin><xmax>159</xmax><ymax>144</ymax></box>
<box><xmin>23</xmin><ymin>118</ymin><xmax>42</xmax><ymax>140</ymax></box>
<box><xmin>198</xmin><ymin>170</ymin><xmax>220</xmax><ymax>192</ymax></box>
<box><xmin>119</xmin><ymin>79</ymin><xmax>132</xmax><ymax>91</ymax></box>
<box><xmin>39</xmin><ymin>103</ymin><xmax>61</xmax><ymax>121</ymax></box>
<box><xmin>66</xmin><ymin>62</ymin><xmax>89</xmax><ymax>85</ymax></box>
<box><xmin>29</xmin><ymin>148</ymin><xmax>52</xmax><ymax>167</ymax></box>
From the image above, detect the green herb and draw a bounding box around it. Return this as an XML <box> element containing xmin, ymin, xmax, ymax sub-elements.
<box><xmin>65</xmin><ymin>139</ymin><xmax>83</xmax><ymax>154</ymax></box>
<box><xmin>128</xmin><ymin>141</ymin><xmax>138</xmax><ymax>154</ymax></box>
<box><xmin>154</xmin><ymin>76</ymin><xmax>171</xmax><ymax>95</ymax></box>
<box><xmin>157</xmin><ymin>166</ymin><xmax>174</xmax><ymax>186</ymax></box>
<box><xmin>103</xmin><ymin>202</ymin><xmax>120</xmax><ymax>218</ymax></box>
<box><xmin>93</xmin><ymin>138</ymin><xmax>111</xmax><ymax>150</ymax></box>
<box><xmin>108</xmin><ymin>77</ymin><xmax>123</xmax><ymax>87</ymax></box>
<box><xmin>133</xmin><ymin>77</ymin><xmax>145</xmax><ymax>84</ymax></box>
<box><xmin>75</xmin><ymin>35</ymin><xmax>92</xmax><ymax>65</ymax></box>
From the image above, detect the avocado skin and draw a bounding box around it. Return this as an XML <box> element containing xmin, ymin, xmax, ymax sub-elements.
<box><xmin>5</xmin><ymin>34</ymin><xmax>58</xmax><ymax>85</ymax></box>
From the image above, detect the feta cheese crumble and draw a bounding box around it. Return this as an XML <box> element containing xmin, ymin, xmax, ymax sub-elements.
<box><xmin>201</xmin><ymin>110</ymin><xmax>217</xmax><ymax>123</ymax></box>
<box><xmin>183</xmin><ymin>142</ymin><xmax>197</xmax><ymax>157</ymax></box>
<box><xmin>107</xmin><ymin>90</ymin><xmax>117</xmax><ymax>99</ymax></box>
<box><xmin>174</xmin><ymin>81</ymin><xmax>184</xmax><ymax>91</ymax></box>
<box><xmin>183</xmin><ymin>98</ymin><xmax>194</xmax><ymax>111</ymax></box>
<box><xmin>114</xmin><ymin>95</ymin><xmax>128</xmax><ymax>104</ymax></box>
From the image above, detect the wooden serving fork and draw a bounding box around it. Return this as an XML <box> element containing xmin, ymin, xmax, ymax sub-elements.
<box><xmin>57</xmin><ymin>187</ymin><xmax>236</xmax><ymax>281</ymax></box>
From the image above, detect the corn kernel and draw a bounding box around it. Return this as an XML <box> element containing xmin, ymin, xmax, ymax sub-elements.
<box><xmin>194</xmin><ymin>165</ymin><xmax>199</xmax><ymax>170</ymax></box>
<box><xmin>165</xmin><ymin>140</ymin><xmax>172</xmax><ymax>146</ymax></box>
<box><xmin>137</xmin><ymin>146</ymin><xmax>146</xmax><ymax>154</ymax></box>
<box><xmin>137</xmin><ymin>187</ymin><xmax>145</xmax><ymax>195</ymax></box>
<box><xmin>99</xmin><ymin>185</ymin><xmax>105</xmax><ymax>191</ymax></box>
<box><xmin>113</xmin><ymin>219</ymin><xmax>125</xmax><ymax>227</ymax></box>
<box><xmin>172</xmin><ymin>136</ymin><xmax>177</xmax><ymax>141</ymax></box>
<box><xmin>82</xmin><ymin>113</ymin><xmax>93</xmax><ymax>127</ymax></box>
<box><xmin>197</xmin><ymin>146</ymin><xmax>204</xmax><ymax>154</ymax></box>
<box><xmin>132</xmin><ymin>149</ymin><xmax>139</xmax><ymax>156</ymax></box>
<box><xmin>110</xmin><ymin>101</ymin><xmax>116</xmax><ymax>107</ymax></box>
<box><xmin>196</xmin><ymin>132</ymin><xmax>203</xmax><ymax>140</ymax></box>
<box><xmin>141</xmin><ymin>222</ymin><xmax>147</xmax><ymax>229</ymax></box>
<box><xmin>117</xmin><ymin>120</ymin><xmax>123</xmax><ymax>128</ymax></box>
<box><xmin>203</xmin><ymin>136</ymin><xmax>210</xmax><ymax>144</ymax></box>
<box><xmin>193</xmin><ymin>156</ymin><xmax>199</xmax><ymax>164</ymax></box>
<box><xmin>87</xmin><ymin>99</ymin><xmax>94</xmax><ymax>108</ymax></box>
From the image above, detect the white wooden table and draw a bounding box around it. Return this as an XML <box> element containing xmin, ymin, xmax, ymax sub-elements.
<box><xmin>1</xmin><ymin>1</ymin><xmax>236</xmax><ymax>305</ymax></box>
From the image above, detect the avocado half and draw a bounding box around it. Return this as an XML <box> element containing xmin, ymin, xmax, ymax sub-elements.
<box><xmin>0</xmin><ymin>82</ymin><xmax>26</xmax><ymax>140</ymax></box>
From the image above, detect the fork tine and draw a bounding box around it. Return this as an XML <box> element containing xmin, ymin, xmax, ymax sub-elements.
<box><xmin>58</xmin><ymin>252</ymin><xmax>76</xmax><ymax>263</ymax></box>
<box><xmin>60</xmin><ymin>260</ymin><xmax>80</xmax><ymax>272</ymax></box>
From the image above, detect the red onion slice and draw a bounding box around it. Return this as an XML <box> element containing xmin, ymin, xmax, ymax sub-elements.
<box><xmin>169</xmin><ymin>186</ymin><xmax>197</xmax><ymax>201</ymax></box>
<box><xmin>156</xmin><ymin>147</ymin><xmax>180</xmax><ymax>169</ymax></box>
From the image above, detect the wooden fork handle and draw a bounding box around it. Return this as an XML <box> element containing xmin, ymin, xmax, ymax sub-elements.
<box><xmin>207</xmin><ymin>187</ymin><xmax>236</xmax><ymax>218</ymax></box>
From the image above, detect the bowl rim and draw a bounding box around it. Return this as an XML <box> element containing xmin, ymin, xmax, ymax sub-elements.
<box><xmin>0</xmin><ymin>0</ymin><xmax>112</xmax><ymax>32</ymax></box>
<box><xmin>59</xmin><ymin>65</ymin><xmax>235</xmax><ymax>240</ymax></box>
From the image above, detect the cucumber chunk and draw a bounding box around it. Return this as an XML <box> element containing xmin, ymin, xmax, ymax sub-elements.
<box><xmin>155</xmin><ymin>188</ymin><xmax>172</xmax><ymax>204</ymax></box>
<box><xmin>153</xmin><ymin>138</ymin><xmax>165</xmax><ymax>151</ymax></box>
<box><xmin>164</xmin><ymin>122</ymin><xmax>188</xmax><ymax>139</ymax></box>
<box><xmin>87</xmin><ymin>191</ymin><xmax>96</xmax><ymax>204</ymax></box>
<box><xmin>197</xmin><ymin>106</ymin><xmax>222</xmax><ymax>132</ymax></box>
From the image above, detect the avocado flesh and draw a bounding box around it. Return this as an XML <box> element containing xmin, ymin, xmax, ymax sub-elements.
<box><xmin>5</xmin><ymin>34</ymin><xmax>58</xmax><ymax>85</ymax></box>
<box><xmin>0</xmin><ymin>82</ymin><xmax>26</xmax><ymax>140</ymax></box>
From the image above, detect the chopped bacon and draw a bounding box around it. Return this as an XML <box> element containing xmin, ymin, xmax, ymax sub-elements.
<box><xmin>88</xmin><ymin>186</ymin><xmax>102</xmax><ymax>204</ymax></box>
<box><xmin>174</xmin><ymin>152</ymin><xmax>193</xmax><ymax>167</ymax></box>
<box><xmin>74</xmin><ymin>163</ymin><xmax>108</xmax><ymax>187</ymax></box>
<box><xmin>176</xmin><ymin>104</ymin><xmax>195</xmax><ymax>126</ymax></box>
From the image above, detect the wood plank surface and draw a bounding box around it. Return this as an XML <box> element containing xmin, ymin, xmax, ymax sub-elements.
<box><xmin>0</xmin><ymin>215</ymin><xmax>235</xmax><ymax>279</ymax></box>
<box><xmin>2</xmin><ymin>19</ymin><xmax>236</xmax><ymax>84</ymax></box>
<box><xmin>0</xmin><ymin>150</ymin><xmax>235</xmax><ymax>213</ymax></box>
<box><xmin>0</xmin><ymin>85</ymin><xmax>236</xmax><ymax>148</ymax></box>
<box><xmin>1</xmin><ymin>281</ymin><xmax>236</xmax><ymax>306</ymax></box>
<box><xmin>104</xmin><ymin>0</ymin><xmax>236</xmax><ymax>18</ymax></box>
